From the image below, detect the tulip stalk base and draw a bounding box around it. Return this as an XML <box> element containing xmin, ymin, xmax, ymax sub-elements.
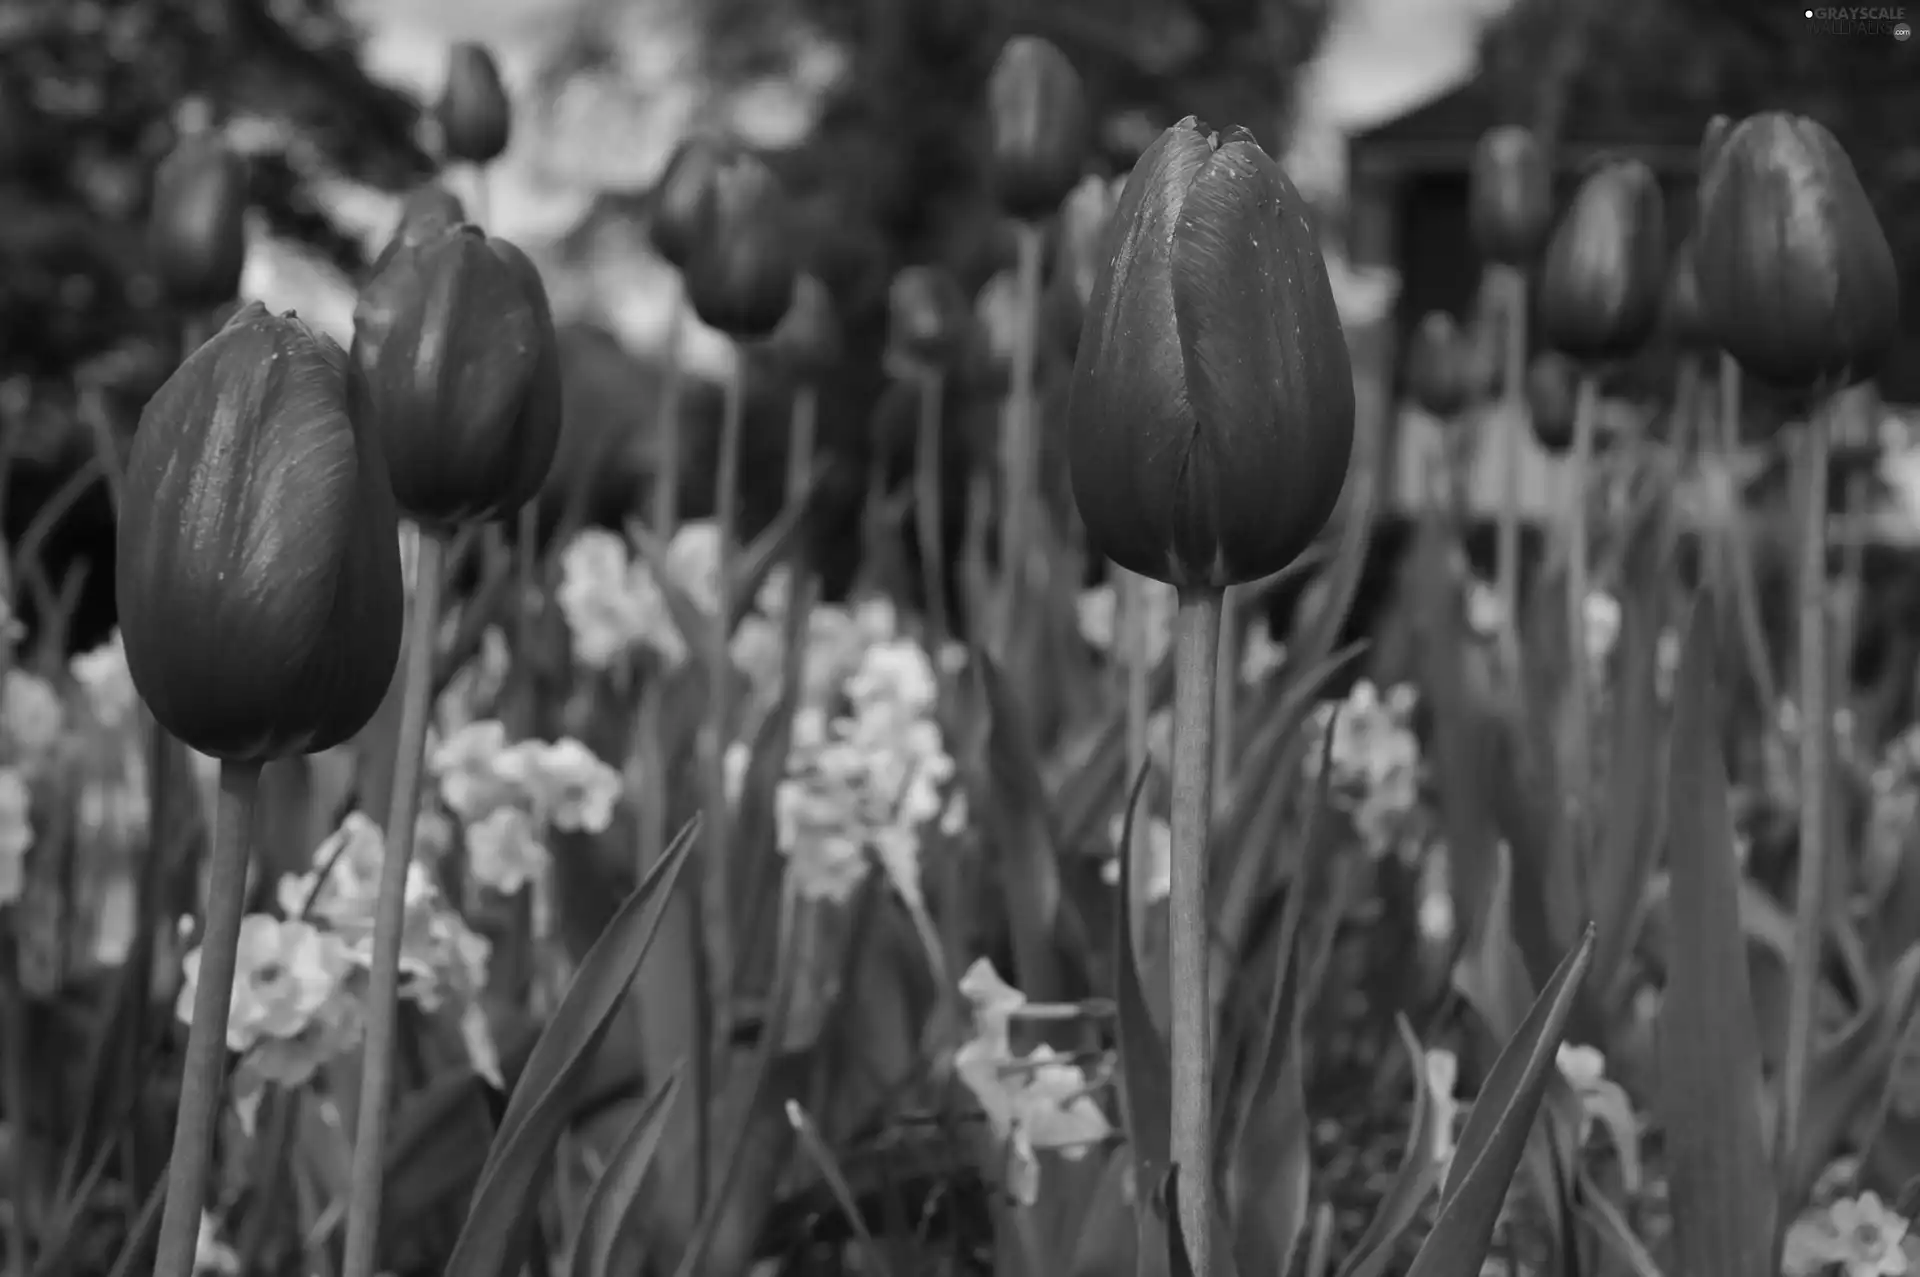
<box><xmin>152</xmin><ymin>759</ymin><xmax>262</xmax><ymax>1277</ymax></box>
<box><xmin>1780</xmin><ymin>403</ymin><xmax>1834</xmax><ymax>1178</ymax></box>
<box><xmin>654</xmin><ymin>295</ymin><xmax>687</xmax><ymax>540</ymax></box>
<box><xmin>1565</xmin><ymin>375</ymin><xmax>1599</xmax><ymax>868</ymax></box>
<box><xmin>996</xmin><ymin>224</ymin><xmax>1046</xmax><ymax>657</ymax></box>
<box><xmin>1170</xmin><ymin>586</ymin><xmax>1223</xmax><ymax>1272</ymax></box>
<box><xmin>340</xmin><ymin>529</ymin><xmax>446</xmax><ymax>1277</ymax></box>
<box><xmin>1497</xmin><ymin>266</ymin><xmax>1528</xmax><ymax>666</ymax></box>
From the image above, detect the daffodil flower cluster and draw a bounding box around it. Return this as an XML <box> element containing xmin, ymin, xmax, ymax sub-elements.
<box><xmin>769</xmin><ymin>603</ymin><xmax>965</xmax><ymax>907</ymax></box>
<box><xmin>429</xmin><ymin>719</ymin><xmax>623</xmax><ymax>897</ymax></box>
<box><xmin>176</xmin><ymin>912</ymin><xmax>364</xmax><ymax>1097</ymax></box>
<box><xmin>556</xmin><ymin>521</ymin><xmax>728</xmax><ymax>672</ymax></box>
<box><xmin>952</xmin><ymin>959</ymin><xmax>1112</xmax><ymax>1206</ymax></box>
<box><xmin>1302</xmin><ymin>681</ymin><xmax>1423</xmax><ymax>858</ymax></box>
<box><xmin>1783</xmin><ymin>1189</ymin><xmax>1914</xmax><ymax>1277</ymax></box>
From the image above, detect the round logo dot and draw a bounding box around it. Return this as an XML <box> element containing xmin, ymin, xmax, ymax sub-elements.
<box><xmin>1896</xmin><ymin>19</ymin><xmax>1913</xmax><ymax>38</ymax></box>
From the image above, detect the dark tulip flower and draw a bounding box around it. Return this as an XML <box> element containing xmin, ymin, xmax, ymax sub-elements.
<box><xmin>1469</xmin><ymin>126</ymin><xmax>1552</xmax><ymax>267</ymax></box>
<box><xmin>682</xmin><ymin>150</ymin><xmax>797</xmax><ymax>339</ymax></box>
<box><xmin>1537</xmin><ymin>158</ymin><xmax>1667</xmax><ymax>361</ymax></box>
<box><xmin>987</xmin><ymin>36</ymin><xmax>1090</xmax><ymax>221</ymax></box>
<box><xmin>436</xmin><ymin>42</ymin><xmax>512</xmax><ymax>165</ymax></box>
<box><xmin>650</xmin><ymin>136</ymin><xmax>726</xmax><ymax>271</ymax></box>
<box><xmin>1407</xmin><ymin>312</ymin><xmax>1474</xmax><ymax>418</ymax></box>
<box><xmin>352</xmin><ymin>226</ymin><xmax>563</xmax><ymax>526</ymax></box>
<box><xmin>1527</xmin><ymin>351</ymin><xmax>1579</xmax><ymax>453</ymax></box>
<box><xmin>369</xmin><ymin>182</ymin><xmax>468</xmax><ymax>279</ymax></box>
<box><xmin>888</xmin><ymin>265</ymin><xmax>971</xmax><ymax>370</ymax></box>
<box><xmin>769</xmin><ymin>274</ymin><xmax>841</xmax><ymax>378</ymax></box>
<box><xmin>1694</xmin><ymin>112</ymin><xmax>1898</xmax><ymax>392</ymax></box>
<box><xmin>150</xmin><ymin>136</ymin><xmax>248</xmax><ymax>309</ymax></box>
<box><xmin>118</xmin><ymin>304</ymin><xmax>403</xmax><ymax>761</ymax></box>
<box><xmin>1067</xmin><ymin>116</ymin><xmax>1354</xmax><ymax>590</ymax></box>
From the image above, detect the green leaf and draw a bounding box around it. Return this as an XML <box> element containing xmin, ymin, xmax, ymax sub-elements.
<box><xmin>1403</xmin><ymin>923</ymin><xmax>1595</xmax><ymax>1277</ymax></box>
<box><xmin>1655</xmin><ymin>597</ymin><xmax>1775</xmax><ymax>1277</ymax></box>
<box><xmin>1114</xmin><ymin>762</ymin><xmax>1173</xmax><ymax>1259</ymax></box>
<box><xmin>442</xmin><ymin>818</ymin><xmax>700</xmax><ymax>1277</ymax></box>
<box><xmin>1591</xmin><ymin>507</ymin><xmax>1673</xmax><ymax>1010</ymax></box>
<box><xmin>968</xmin><ymin>648</ymin><xmax>1069</xmax><ymax>1002</ymax></box>
<box><xmin>1336</xmin><ymin>1017</ymin><xmax>1442</xmax><ymax>1277</ymax></box>
<box><xmin>569</xmin><ymin>1069</ymin><xmax>683</xmax><ymax>1277</ymax></box>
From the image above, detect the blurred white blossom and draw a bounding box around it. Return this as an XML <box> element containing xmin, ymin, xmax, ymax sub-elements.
<box><xmin>952</xmin><ymin>959</ymin><xmax>1112</xmax><ymax>1206</ymax></box>
<box><xmin>1555</xmin><ymin>1043</ymin><xmax>1642</xmax><ymax>1191</ymax></box>
<box><xmin>1240</xmin><ymin>618</ymin><xmax>1287</xmax><ymax>685</ymax></box>
<box><xmin>1</xmin><ymin>668</ymin><xmax>65</xmax><ymax>769</ymax></box>
<box><xmin>556</xmin><ymin>528</ymin><xmax>685</xmax><ymax>670</ymax></box>
<box><xmin>71</xmin><ymin>630</ymin><xmax>137</xmax><ymax>729</ymax></box>
<box><xmin>1425</xmin><ymin>1047</ymin><xmax>1460</xmax><ymax>1170</ymax></box>
<box><xmin>1101</xmin><ymin>810</ymin><xmax>1171</xmax><ymax>905</ymax></box>
<box><xmin>178</xmin><ymin>914</ymin><xmax>360</xmax><ymax>1088</ymax></box>
<box><xmin>195</xmin><ymin>1212</ymin><xmax>240</xmax><ymax>1276</ymax></box>
<box><xmin>1303</xmin><ymin>681</ymin><xmax>1423</xmax><ymax>856</ymax></box>
<box><xmin>1077</xmin><ymin>577</ymin><xmax>1177</xmax><ymax>668</ymax></box>
<box><xmin>466</xmin><ymin>805</ymin><xmax>548</xmax><ymax>896</ymax></box>
<box><xmin>1583</xmin><ymin>591</ymin><xmax>1621</xmax><ymax>677</ymax></box>
<box><xmin>1783</xmin><ymin>1193</ymin><xmax>1911</xmax><ymax>1277</ymax></box>
<box><xmin>0</xmin><ymin>765</ymin><xmax>29</xmax><ymax>905</ymax></box>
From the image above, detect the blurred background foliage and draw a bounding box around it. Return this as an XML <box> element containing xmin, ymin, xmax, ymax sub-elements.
<box><xmin>1</xmin><ymin>0</ymin><xmax>1914</xmax><ymax>478</ymax></box>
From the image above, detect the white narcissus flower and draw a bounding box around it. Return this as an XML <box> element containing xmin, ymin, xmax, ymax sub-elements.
<box><xmin>1</xmin><ymin>668</ymin><xmax>66</xmax><ymax>768</ymax></box>
<box><xmin>466</xmin><ymin>805</ymin><xmax>549</xmax><ymax>896</ymax></box>
<box><xmin>178</xmin><ymin>914</ymin><xmax>360</xmax><ymax>1088</ymax></box>
<box><xmin>71</xmin><ymin>630</ymin><xmax>137</xmax><ymax>729</ymax></box>
<box><xmin>1783</xmin><ymin>1192</ymin><xmax>1911</xmax><ymax>1277</ymax></box>
<box><xmin>529</xmin><ymin>737</ymin><xmax>622</xmax><ymax>833</ymax></box>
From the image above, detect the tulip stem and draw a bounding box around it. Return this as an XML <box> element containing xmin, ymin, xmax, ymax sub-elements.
<box><xmin>152</xmin><ymin>759</ymin><xmax>262</xmax><ymax>1277</ymax></box>
<box><xmin>914</xmin><ymin>367</ymin><xmax>951</xmax><ymax>652</ymax></box>
<box><xmin>654</xmin><ymin>292</ymin><xmax>687</xmax><ymax>539</ymax></box>
<box><xmin>997</xmin><ymin>223</ymin><xmax>1046</xmax><ymax>655</ymax></box>
<box><xmin>1780</xmin><ymin>401</ymin><xmax>1833</xmax><ymax>1179</ymax></box>
<box><xmin>1169</xmin><ymin>585</ymin><xmax>1223</xmax><ymax>1272</ymax></box>
<box><xmin>1715</xmin><ymin>353</ymin><xmax>1779</xmax><ymax>718</ymax></box>
<box><xmin>1122</xmin><ymin>568</ymin><xmax>1149</xmax><ymax>960</ymax></box>
<box><xmin>1496</xmin><ymin>266</ymin><xmax>1527</xmax><ymax>666</ymax></box>
<box><xmin>1565</xmin><ymin>374</ymin><xmax>1599</xmax><ymax>889</ymax></box>
<box><xmin>340</xmin><ymin>528</ymin><xmax>445</xmax><ymax>1277</ymax></box>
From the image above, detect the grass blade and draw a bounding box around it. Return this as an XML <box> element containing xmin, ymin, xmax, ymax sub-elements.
<box><xmin>442</xmin><ymin>818</ymin><xmax>700</xmax><ymax>1277</ymax></box>
<box><xmin>1656</xmin><ymin>596</ymin><xmax>1775</xmax><ymax>1277</ymax></box>
<box><xmin>1404</xmin><ymin>923</ymin><xmax>1596</xmax><ymax>1277</ymax></box>
<box><xmin>570</xmin><ymin>1068</ymin><xmax>683</xmax><ymax>1277</ymax></box>
<box><xmin>1335</xmin><ymin>1016</ymin><xmax>1441</xmax><ymax>1277</ymax></box>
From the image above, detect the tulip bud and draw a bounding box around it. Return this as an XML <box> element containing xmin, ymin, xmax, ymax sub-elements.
<box><xmin>150</xmin><ymin>136</ymin><xmax>248</xmax><ymax>309</ymax></box>
<box><xmin>888</xmin><ymin>266</ymin><xmax>971</xmax><ymax>370</ymax></box>
<box><xmin>1527</xmin><ymin>352</ymin><xmax>1579</xmax><ymax>453</ymax></box>
<box><xmin>1067</xmin><ymin>116</ymin><xmax>1354</xmax><ymax>589</ymax></box>
<box><xmin>769</xmin><ymin>274</ymin><xmax>841</xmax><ymax>378</ymax></box>
<box><xmin>682</xmin><ymin>150</ymin><xmax>797</xmax><ymax>340</ymax></box>
<box><xmin>117</xmin><ymin>304</ymin><xmax>403</xmax><ymax>761</ymax></box>
<box><xmin>1537</xmin><ymin>159</ymin><xmax>1667</xmax><ymax>361</ymax></box>
<box><xmin>1699</xmin><ymin>114</ymin><xmax>1733</xmax><ymax>175</ymax></box>
<box><xmin>650</xmin><ymin>136</ymin><xmax>725</xmax><ymax>271</ymax></box>
<box><xmin>1694</xmin><ymin>112</ymin><xmax>1898</xmax><ymax>392</ymax></box>
<box><xmin>370</xmin><ymin>182</ymin><xmax>468</xmax><ymax>279</ymax></box>
<box><xmin>1469</xmin><ymin>126</ymin><xmax>1551</xmax><ymax>267</ymax></box>
<box><xmin>987</xmin><ymin>36</ymin><xmax>1090</xmax><ymax>222</ymax></box>
<box><xmin>436</xmin><ymin>42</ymin><xmax>512</xmax><ymax>165</ymax></box>
<box><xmin>1663</xmin><ymin>237</ymin><xmax>1712</xmax><ymax>352</ymax></box>
<box><xmin>351</xmin><ymin>226</ymin><xmax>563</xmax><ymax>526</ymax></box>
<box><xmin>1047</xmin><ymin>173</ymin><xmax>1124</xmax><ymax>354</ymax></box>
<box><xmin>1406</xmin><ymin>312</ymin><xmax>1474</xmax><ymax>418</ymax></box>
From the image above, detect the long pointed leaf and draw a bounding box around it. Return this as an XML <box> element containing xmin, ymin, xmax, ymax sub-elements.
<box><xmin>443</xmin><ymin>818</ymin><xmax>700</xmax><ymax>1277</ymax></box>
<box><xmin>1114</xmin><ymin>762</ymin><xmax>1173</xmax><ymax>1265</ymax></box>
<box><xmin>1656</xmin><ymin>597</ymin><xmax>1774</xmax><ymax>1277</ymax></box>
<box><xmin>1404</xmin><ymin>923</ymin><xmax>1595</xmax><ymax>1277</ymax></box>
<box><xmin>570</xmin><ymin>1069</ymin><xmax>683</xmax><ymax>1277</ymax></box>
<box><xmin>1336</xmin><ymin>1017</ymin><xmax>1441</xmax><ymax>1277</ymax></box>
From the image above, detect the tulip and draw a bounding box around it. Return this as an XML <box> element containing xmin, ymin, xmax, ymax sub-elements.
<box><xmin>888</xmin><ymin>266</ymin><xmax>972</xmax><ymax>371</ymax></box>
<box><xmin>351</xmin><ymin>225</ymin><xmax>563</xmax><ymax>527</ymax></box>
<box><xmin>1537</xmin><ymin>159</ymin><xmax>1667</xmax><ymax>362</ymax></box>
<box><xmin>150</xmin><ymin>136</ymin><xmax>248</xmax><ymax>309</ymax></box>
<box><xmin>987</xmin><ymin>36</ymin><xmax>1089</xmax><ymax>221</ymax></box>
<box><xmin>650</xmin><ymin>135</ymin><xmax>726</xmax><ymax>271</ymax></box>
<box><xmin>1694</xmin><ymin>112</ymin><xmax>1897</xmax><ymax>391</ymax></box>
<box><xmin>369</xmin><ymin>182</ymin><xmax>468</xmax><ymax>278</ymax></box>
<box><xmin>1406</xmin><ymin>311</ymin><xmax>1474</xmax><ymax>418</ymax></box>
<box><xmin>118</xmin><ymin>304</ymin><xmax>404</xmax><ymax>761</ymax></box>
<box><xmin>1470</xmin><ymin>126</ymin><xmax>1552</xmax><ymax>267</ymax></box>
<box><xmin>681</xmin><ymin>149</ymin><xmax>797</xmax><ymax>339</ymax></box>
<box><xmin>1700</xmin><ymin>113</ymin><xmax>1733</xmax><ymax>175</ymax></box>
<box><xmin>1067</xmin><ymin>116</ymin><xmax>1354</xmax><ymax>590</ymax></box>
<box><xmin>1527</xmin><ymin>351</ymin><xmax>1578</xmax><ymax>453</ymax></box>
<box><xmin>435</xmin><ymin>42</ymin><xmax>511</xmax><ymax>165</ymax></box>
<box><xmin>769</xmin><ymin>273</ymin><xmax>841</xmax><ymax>378</ymax></box>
